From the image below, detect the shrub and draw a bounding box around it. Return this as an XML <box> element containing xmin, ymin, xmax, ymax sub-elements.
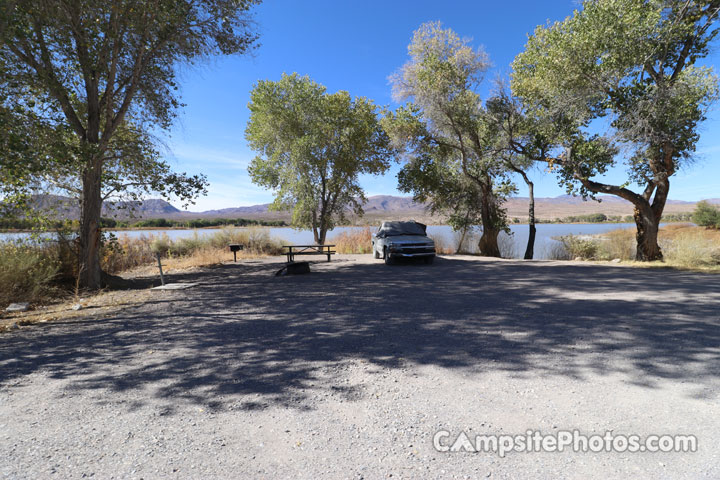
<box><xmin>100</xmin><ymin>217</ymin><xmax>117</xmax><ymax>228</ymax></box>
<box><xmin>133</xmin><ymin>218</ymin><xmax>172</xmax><ymax>228</ymax></box>
<box><xmin>149</xmin><ymin>234</ymin><xmax>172</xmax><ymax>257</ymax></box>
<box><xmin>544</xmin><ymin>241</ymin><xmax>571</xmax><ymax>260</ymax></box>
<box><xmin>597</xmin><ymin>224</ymin><xmax>720</xmax><ymax>268</ymax></box>
<box><xmin>693</xmin><ymin>201</ymin><xmax>720</xmax><ymax>228</ymax></box>
<box><xmin>661</xmin><ymin>212</ymin><xmax>693</xmax><ymax>222</ymax></box>
<box><xmin>558</xmin><ymin>235</ymin><xmax>600</xmax><ymax>260</ymax></box>
<box><xmin>0</xmin><ymin>228</ymin><xmax>289</xmax><ymax>307</ymax></box>
<box><xmin>560</xmin><ymin>213</ymin><xmax>609</xmax><ymax>223</ymax></box>
<box><xmin>0</xmin><ymin>242</ymin><xmax>60</xmax><ymax>307</ymax></box>
<box><xmin>102</xmin><ymin>235</ymin><xmax>156</xmax><ymax>274</ymax></box>
<box><xmin>169</xmin><ymin>234</ymin><xmax>205</xmax><ymax>257</ymax></box>
<box><xmin>101</xmin><ymin>228</ymin><xmax>286</xmax><ymax>273</ymax></box>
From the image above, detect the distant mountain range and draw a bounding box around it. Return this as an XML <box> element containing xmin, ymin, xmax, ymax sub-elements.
<box><xmin>27</xmin><ymin>195</ymin><xmax>187</xmax><ymax>218</ymax></box>
<box><xmin>18</xmin><ymin>194</ymin><xmax>718</xmax><ymax>223</ymax></box>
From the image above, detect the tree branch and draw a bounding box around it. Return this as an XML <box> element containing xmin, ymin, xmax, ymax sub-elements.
<box><xmin>8</xmin><ymin>24</ymin><xmax>87</xmax><ymax>139</ymax></box>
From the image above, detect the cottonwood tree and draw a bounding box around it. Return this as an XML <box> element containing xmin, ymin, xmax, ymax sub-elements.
<box><xmin>512</xmin><ymin>0</ymin><xmax>720</xmax><ymax>261</ymax></box>
<box><xmin>0</xmin><ymin>0</ymin><xmax>259</xmax><ymax>288</ymax></box>
<box><xmin>246</xmin><ymin>73</ymin><xmax>393</xmax><ymax>244</ymax></box>
<box><xmin>387</xmin><ymin>22</ymin><xmax>511</xmax><ymax>257</ymax></box>
<box><xmin>390</xmin><ymin>107</ymin><xmax>516</xmax><ymax>254</ymax></box>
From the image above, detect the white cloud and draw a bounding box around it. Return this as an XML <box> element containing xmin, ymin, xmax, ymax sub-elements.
<box><xmin>156</xmin><ymin>141</ymin><xmax>277</xmax><ymax>210</ymax></box>
<box><xmin>167</xmin><ymin>143</ymin><xmax>253</xmax><ymax>171</ymax></box>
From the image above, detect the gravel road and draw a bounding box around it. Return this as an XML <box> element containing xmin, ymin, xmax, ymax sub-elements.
<box><xmin>2</xmin><ymin>255</ymin><xmax>720</xmax><ymax>479</ymax></box>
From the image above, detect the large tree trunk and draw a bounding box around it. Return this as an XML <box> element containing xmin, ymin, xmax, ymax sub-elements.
<box><xmin>78</xmin><ymin>159</ymin><xmax>104</xmax><ymax>289</ymax></box>
<box><xmin>580</xmin><ymin>179</ymin><xmax>665</xmax><ymax>261</ymax></box>
<box><xmin>634</xmin><ymin>205</ymin><xmax>663</xmax><ymax>261</ymax></box>
<box><xmin>311</xmin><ymin>225</ymin><xmax>327</xmax><ymax>244</ymax></box>
<box><xmin>522</xmin><ymin>173</ymin><xmax>535</xmax><ymax>260</ymax></box>
<box><xmin>525</xmin><ymin>221</ymin><xmax>536</xmax><ymax>260</ymax></box>
<box><xmin>637</xmin><ymin>173</ymin><xmax>670</xmax><ymax>262</ymax></box>
<box><xmin>312</xmin><ymin>224</ymin><xmax>320</xmax><ymax>244</ymax></box>
<box><xmin>478</xmin><ymin>225</ymin><xmax>501</xmax><ymax>257</ymax></box>
<box><xmin>477</xmin><ymin>179</ymin><xmax>501</xmax><ymax>257</ymax></box>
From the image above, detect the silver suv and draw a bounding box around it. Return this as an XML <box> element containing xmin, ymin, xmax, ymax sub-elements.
<box><xmin>371</xmin><ymin>221</ymin><xmax>436</xmax><ymax>265</ymax></box>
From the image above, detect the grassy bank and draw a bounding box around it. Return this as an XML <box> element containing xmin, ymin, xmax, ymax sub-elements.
<box><xmin>0</xmin><ymin>227</ymin><xmax>286</xmax><ymax>309</ymax></box>
<box><xmin>552</xmin><ymin>224</ymin><xmax>720</xmax><ymax>271</ymax></box>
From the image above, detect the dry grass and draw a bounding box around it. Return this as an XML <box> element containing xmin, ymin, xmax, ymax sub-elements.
<box><xmin>555</xmin><ymin>224</ymin><xmax>720</xmax><ymax>272</ymax></box>
<box><xmin>543</xmin><ymin>241</ymin><xmax>572</xmax><ymax>261</ymax></box>
<box><xmin>102</xmin><ymin>227</ymin><xmax>286</xmax><ymax>274</ymax></box>
<box><xmin>331</xmin><ymin>227</ymin><xmax>373</xmax><ymax>254</ymax></box>
<box><xmin>599</xmin><ymin>228</ymin><xmax>636</xmax><ymax>260</ymax></box>
<box><xmin>428</xmin><ymin>233</ymin><xmax>455</xmax><ymax>255</ymax></box>
<box><xmin>658</xmin><ymin>222</ymin><xmax>720</xmax><ymax>240</ymax></box>
<box><xmin>453</xmin><ymin>229</ymin><xmax>481</xmax><ymax>254</ymax></box>
<box><xmin>0</xmin><ymin>242</ymin><xmax>60</xmax><ymax>307</ymax></box>
<box><xmin>659</xmin><ymin>224</ymin><xmax>720</xmax><ymax>269</ymax></box>
<box><xmin>498</xmin><ymin>232</ymin><xmax>518</xmax><ymax>259</ymax></box>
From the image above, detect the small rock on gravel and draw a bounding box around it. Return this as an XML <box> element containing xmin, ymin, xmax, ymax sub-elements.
<box><xmin>5</xmin><ymin>302</ymin><xmax>29</xmax><ymax>312</ymax></box>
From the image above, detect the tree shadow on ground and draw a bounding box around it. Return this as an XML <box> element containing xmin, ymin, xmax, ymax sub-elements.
<box><xmin>1</xmin><ymin>256</ymin><xmax>719</xmax><ymax>412</ymax></box>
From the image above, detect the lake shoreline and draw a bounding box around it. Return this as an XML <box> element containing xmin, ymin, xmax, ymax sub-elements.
<box><xmin>0</xmin><ymin>219</ymin><xmax>696</xmax><ymax>234</ymax></box>
<box><xmin>1</xmin><ymin>222</ymin><xmax>666</xmax><ymax>261</ymax></box>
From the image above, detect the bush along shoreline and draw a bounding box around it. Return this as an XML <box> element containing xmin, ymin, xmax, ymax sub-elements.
<box><xmin>549</xmin><ymin>224</ymin><xmax>720</xmax><ymax>269</ymax></box>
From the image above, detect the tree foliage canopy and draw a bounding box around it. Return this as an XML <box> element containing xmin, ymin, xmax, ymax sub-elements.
<box><xmin>511</xmin><ymin>0</ymin><xmax>720</xmax><ymax>260</ymax></box>
<box><xmin>512</xmin><ymin>0</ymin><xmax>719</xmax><ymax>197</ymax></box>
<box><xmin>246</xmin><ymin>73</ymin><xmax>393</xmax><ymax>243</ymax></box>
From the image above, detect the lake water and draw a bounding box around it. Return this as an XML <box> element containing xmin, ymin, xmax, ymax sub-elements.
<box><xmin>0</xmin><ymin>223</ymin><xmax>643</xmax><ymax>260</ymax></box>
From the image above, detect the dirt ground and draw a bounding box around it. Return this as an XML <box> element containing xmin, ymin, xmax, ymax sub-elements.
<box><xmin>1</xmin><ymin>254</ymin><xmax>719</xmax><ymax>479</ymax></box>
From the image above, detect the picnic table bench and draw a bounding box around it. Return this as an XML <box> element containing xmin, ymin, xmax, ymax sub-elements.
<box><xmin>283</xmin><ymin>244</ymin><xmax>336</xmax><ymax>263</ymax></box>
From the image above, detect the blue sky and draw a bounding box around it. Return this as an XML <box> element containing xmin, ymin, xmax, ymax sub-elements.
<box><xmin>163</xmin><ymin>0</ymin><xmax>720</xmax><ymax>211</ymax></box>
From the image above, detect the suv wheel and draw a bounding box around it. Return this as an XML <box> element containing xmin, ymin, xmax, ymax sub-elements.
<box><xmin>384</xmin><ymin>247</ymin><xmax>393</xmax><ymax>265</ymax></box>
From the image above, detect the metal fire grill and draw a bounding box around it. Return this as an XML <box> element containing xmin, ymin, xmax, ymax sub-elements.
<box><xmin>229</xmin><ymin>244</ymin><xmax>244</xmax><ymax>262</ymax></box>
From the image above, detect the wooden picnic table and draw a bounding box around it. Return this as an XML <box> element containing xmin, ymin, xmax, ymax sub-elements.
<box><xmin>283</xmin><ymin>244</ymin><xmax>336</xmax><ymax>263</ymax></box>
